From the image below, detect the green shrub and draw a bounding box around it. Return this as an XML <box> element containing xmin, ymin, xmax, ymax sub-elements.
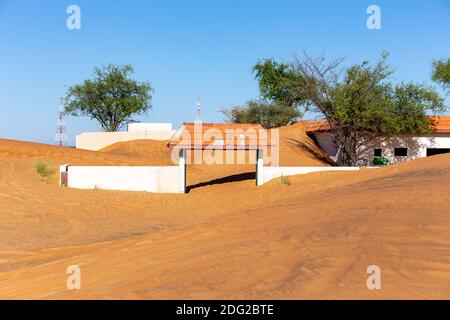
<box><xmin>277</xmin><ymin>175</ymin><xmax>291</xmax><ymax>186</ymax></box>
<box><xmin>34</xmin><ymin>161</ymin><xmax>54</xmax><ymax>179</ymax></box>
<box><xmin>222</xmin><ymin>99</ymin><xmax>301</xmax><ymax>129</ymax></box>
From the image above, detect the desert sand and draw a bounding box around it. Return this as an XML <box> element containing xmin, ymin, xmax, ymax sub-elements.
<box><xmin>0</xmin><ymin>122</ymin><xmax>449</xmax><ymax>299</ymax></box>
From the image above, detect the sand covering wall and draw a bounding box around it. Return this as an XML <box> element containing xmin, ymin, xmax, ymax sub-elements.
<box><xmin>0</xmin><ymin>123</ymin><xmax>449</xmax><ymax>299</ymax></box>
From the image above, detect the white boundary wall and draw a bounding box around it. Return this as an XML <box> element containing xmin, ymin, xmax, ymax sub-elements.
<box><xmin>127</xmin><ymin>123</ymin><xmax>173</xmax><ymax>132</ymax></box>
<box><xmin>261</xmin><ymin>166</ymin><xmax>360</xmax><ymax>185</ymax></box>
<box><xmin>359</xmin><ymin>136</ymin><xmax>450</xmax><ymax>165</ymax></box>
<box><xmin>61</xmin><ymin>166</ymin><xmax>180</xmax><ymax>193</ymax></box>
<box><xmin>312</xmin><ymin>132</ymin><xmax>450</xmax><ymax>166</ymax></box>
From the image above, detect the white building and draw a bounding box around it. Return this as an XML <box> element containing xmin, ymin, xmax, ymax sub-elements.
<box><xmin>303</xmin><ymin>116</ymin><xmax>450</xmax><ymax>166</ymax></box>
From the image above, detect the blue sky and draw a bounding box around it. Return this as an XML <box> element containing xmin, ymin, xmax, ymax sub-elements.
<box><xmin>0</xmin><ymin>0</ymin><xmax>449</xmax><ymax>145</ymax></box>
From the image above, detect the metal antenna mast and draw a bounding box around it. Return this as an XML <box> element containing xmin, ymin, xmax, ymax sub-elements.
<box><xmin>195</xmin><ymin>96</ymin><xmax>202</xmax><ymax>123</ymax></box>
<box><xmin>55</xmin><ymin>97</ymin><xmax>68</xmax><ymax>147</ymax></box>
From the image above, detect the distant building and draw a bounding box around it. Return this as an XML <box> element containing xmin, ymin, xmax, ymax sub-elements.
<box><xmin>76</xmin><ymin>99</ymin><xmax>206</xmax><ymax>151</ymax></box>
<box><xmin>302</xmin><ymin>116</ymin><xmax>450</xmax><ymax>166</ymax></box>
<box><xmin>76</xmin><ymin>123</ymin><xmax>175</xmax><ymax>151</ymax></box>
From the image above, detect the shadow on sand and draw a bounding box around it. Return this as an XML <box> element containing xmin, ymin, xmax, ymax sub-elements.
<box><xmin>187</xmin><ymin>172</ymin><xmax>256</xmax><ymax>193</ymax></box>
<box><xmin>285</xmin><ymin>137</ymin><xmax>337</xmax><ymax>166</ymax></box>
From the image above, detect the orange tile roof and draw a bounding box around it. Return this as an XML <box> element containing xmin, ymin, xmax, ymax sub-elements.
<box><xmin>167</xmin><ymin>123</ymin><xmax>275</xmax><ymax>150</ymax></box>
<box><xmin>430</xmin><ymin>116</ymin><xmax>450</xmax><ymax>133</ymax></box>
<box><xmin>303</xmin><ymin>120</ymin><xmax>331</xmax><ymax>133</ymax></box>
<box><xmin>303</xmin><ymin>116</ymin><xmax>450</xmax><ymax>134</ymax></box>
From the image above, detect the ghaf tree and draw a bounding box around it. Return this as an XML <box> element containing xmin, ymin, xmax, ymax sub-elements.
<box><xmin>65</xmin><ymin>64</ymin><xmax>153</xmax><ymax>132</ymax></box>
<box><xmin>235</xmin><ymin>52</ymin><xmax>446</xmax><ymax>166</ymax></box>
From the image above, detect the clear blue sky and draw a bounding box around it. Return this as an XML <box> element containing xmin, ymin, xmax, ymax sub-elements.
<box><xmin>0</xmin><ymin>0</ymin><xmax>449</xmax><ymax>145</ymax></box>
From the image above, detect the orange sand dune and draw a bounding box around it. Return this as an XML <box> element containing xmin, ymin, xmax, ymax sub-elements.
<box><xmin>275</xmin><ymin>122</ymin><xmax>335</xmax><ymax>166</ymax></box>
<box><xmin>0</xmin><ymin>139</ymin><xmax>153</xmax><ymax>166</ymax></box>
<box><xmin>99</xmin><ymin>122</ymin><xmax>332</xmax><ymax>167</ymax></box>
<box><xmin>100</xmin><ymin>139</ymin><xmax>174</xmax><ymax>166</ymax></box>
<box><xmin>0</xmin><ymin>126</ymin><xmax>449</xmax><ymax>299</ymax></box>
<box><xmin>97</xmin><ymin>122</ymin><xmax>333</xmax><ymax>186</ymax></box>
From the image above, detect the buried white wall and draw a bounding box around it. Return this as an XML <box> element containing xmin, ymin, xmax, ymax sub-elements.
<box><xmin>65</xmin><ymin>166</ymin><xmax>180</xmax><ymax>193</ymax></box>
<box><xmin>261</xmin><ymin>166</ymin><xmax>360</xmax><ymax>185</ymax></box>
<box><xmin>127</xmin><ymin>123</ymin><xmax>173</xmax><ymax>132</ymax></box>
<box><xmin>312</xmin><ymin>133</ymin><xmax>450</xmax><ymax>166</ymax></box>
<box><xmin>311</xmin><ymin>133</ymin><xmax>338</xmax><ymax>158</ymax></box>
<box><xmin>76</xmin><ymin>131</ymin><xmax>175</xmax><ymax>151</ymax></box>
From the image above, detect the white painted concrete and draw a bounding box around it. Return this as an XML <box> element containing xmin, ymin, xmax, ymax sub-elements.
<box><xmin>256</xmin><ymin>149</ymin><xmax>264</xmax><ymax>186</ymax></box>
<box><xmin>60</xmin><ymin>164</ymin><xmax>361</xmax><ymax>193</ymax></box>
<box><xmin>358</xmin><ymin>134</ymin><xmax>450</xmax><ymax>165</ymax></box>
<box><xmin>59</xmin><ymin>164</ymin><xmax>70</xmax><ymax>186</ymax></box>
<box><xmin>64</xmin><ymin>166</ymin><xmax>180</xmax><ymax>193</ymax></box>
<box><xmin>311</xmin><ymin>132</ymin><xmax>338</xmax><ymax>158</ymax></box>
<box><xmin>262</xmin><ymin>166</ymin><xmax>360</xmax><ymax>185</ymax></box>
<box><xmin>76</xmin><ymin>130</ymin><xmax>175</xmax><ymax>151</ymax></box>
<box><xmin>178</xmin><ymin>149</ymin><xmax>187</xmax><ymax>193</ymax></box>
<box><xmin>127</xmin><ymin>123</ymin><xmax>173</xmax><ymax>132</ymax></box>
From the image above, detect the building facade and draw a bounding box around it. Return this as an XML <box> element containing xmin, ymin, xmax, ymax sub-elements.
<box><xmin>76</xmin><ymin>123</ymin><xmax>175</xmax><ymax>151</ymax></box>
<box><xmin>303</xmin><ymin>116</ymin><xmax>450</xmax><ymax>166</ymax></box>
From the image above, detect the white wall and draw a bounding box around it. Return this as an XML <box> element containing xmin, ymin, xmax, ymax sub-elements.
<box><xmin>311</xmin><ymin>133</ymin><xmax>338</xmax><ymax>158</ymax></box>
<box><xmin>128</xmin><ymin>123</ymin><xmax>173</xmax><ymax>132</ymax></box>
<box><xmin>63</xmin><ymin>166</ymin><xmax>180</xmax><ymax>193</ymax></box>
<box><xmin>262</xmin><ymin>166</ymin><xmax>360</xmax><ymax>185</ymax></box>
<box><xmin>61</xmin><ymin>164</ymin><xmax>361</xmax><ymax>192</ymax></box>
<box><xmin>76</xmin><ymin>131</ymin><xmax>175</xmax><ymax>151</ymax></box>
<box><xmin>359</xmin><ymin>135</ymin><xmax>450</xmax><ymax>165</ymax></box>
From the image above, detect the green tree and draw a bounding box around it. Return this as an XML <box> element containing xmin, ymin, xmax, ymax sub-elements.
<box><xmin>253</xmin><ymin>59</ymin><xmax>306</xmax><ymax>108</ymax></box>
<box><xmin>65</xmin><ymin>64</ymin><xmax>153</xmax><ymax>132</ymax></box>
<box><xmin>222</xmin><ymin>100</ymin><xmax>300</xmax><ymax>129</ymax></box>
<box><xmin>247</xmin><ymin>52</ymin><xmax>446</xmax><ymax>166</ymax></box>
<box><xmin>222</xmin><ymin>59</ymin><xmax>308</xmax><ymax>128</ymax></box>
<box><xmin>329</xmin><ymin>54</ymin><xmax>445</xmax><ymax>165</ymax></box>
<box><xmin>432</xmin><ymin>58</ymin><xmax>450</xmax><ymax>94</ymax></box>
<box><xmin>253</xmin><ymin>59</ymin><xmax>312</xmax><ymax>120</ymax></box>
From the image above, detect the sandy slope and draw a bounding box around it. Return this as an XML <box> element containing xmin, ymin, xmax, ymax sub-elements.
<box><xmin>98</xmin><ymin>122</ymin><xmax>333</xmax><ymax>187</ymax></box>
<box><xmin>0</xmin><ymin>123</ymin><xmax>329</xmax><ymax>252</ymax></box>
<box><xmin>275</xmin><ymin>122</ymin><xmax>335</xmax><ymax>166</ymax></box>
<box><xmin>0</xmin><ymin>125</ymin><xmax>449</xmax><ymax>299</ymax></box>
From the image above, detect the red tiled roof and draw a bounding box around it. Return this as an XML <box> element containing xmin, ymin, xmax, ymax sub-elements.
<box><xmin>167</xmin><ymin>123</ymin><xmax>275</xmax><ymax>150</ymax></box>
<box><xmin>303</xmin><ymin>116</ymin><xmax>450</xmax><ymax>134</ymax></box>
<box><xmin>430</xmin><ymin>116</ymin><xmax>450</xmax><ymax>133</ymax></box>
<box><xmin>303</xmin><ymin>120</ymin><xmax>331</xmax><ymax>133</ymax></box>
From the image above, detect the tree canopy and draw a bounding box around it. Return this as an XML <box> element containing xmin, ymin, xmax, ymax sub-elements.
<box><xmin>226</xmin><ymin>52</ymin><xmax>446</xmax><ymax>165</ymax></box>
<box><xmin>432</xmin><ymin>58</ymin><xmax>450</xmax><ymax>94</ymax></box>
<box><xmin>222</xmin><ymin>59</ymin><xmax>308</xmax><ymax>128</ymax></box>
<box><xmin>252</xmin><ymin>59</ymin><xmax>307</xmax><ymax>108</ymax></box>
<box><xmin>222</xmin><ymin>100</ymin><xmax>300</xmax><ymax>129</ymax></box>
<box><xmin>328</xmin><ymin>54</ymin><xmax>445</xmax><ymax>165</ymax></box>
<box><xmin>65</xmin><ymin>64</ymin><xmax>153</xmax><ymax>132</ymax></box>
